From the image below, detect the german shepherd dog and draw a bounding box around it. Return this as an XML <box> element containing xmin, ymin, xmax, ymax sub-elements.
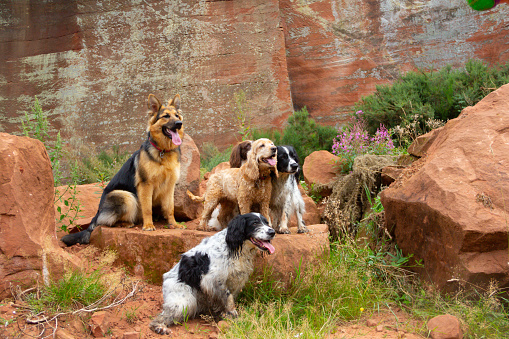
<box><xmin>61</xmin><ymin>94</ymin><xmax>184</xmax><ymax>246</ymax></box>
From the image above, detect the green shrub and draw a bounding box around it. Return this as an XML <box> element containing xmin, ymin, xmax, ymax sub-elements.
<box><xmin>76</xmin><ymin>146</ymin><xmax>131</xmax><ymax>184</ymax></box>
<box><xmin>199</xmin><ymin>142</ymin><xmax>232</xmax><ymax>174</ymax></box>
<box><xmin>356</xmin><ymin>60</ymin><xmax>509</xmax><ymax>138</ymax></box>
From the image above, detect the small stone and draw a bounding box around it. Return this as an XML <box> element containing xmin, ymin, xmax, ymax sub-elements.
<box><xmin>366</xmin><ymin>319</ymin><xmax>377</xmax><ymax>327</ymax></box>
<box><xmin>427</xmin><ymin>314</ymin><xmax>463</xmax><ymax>339</ymax></box>
<box><xmin>217</xmin><ymin>320</ymin><xmax>229</xmax><ymax>332</ymax></box>
<box><xmin>123</xmin><ymin>332</ymin><xmax>139</xmax><ymax>339</ymax></box>
<box><xmin>376</xmin><ymin>325</ymin><xmax>384</xmax><ymax>332</ymax></box>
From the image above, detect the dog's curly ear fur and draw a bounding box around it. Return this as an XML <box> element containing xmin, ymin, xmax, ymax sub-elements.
<box><xmin>147</xmin><ymin>94</ymin><xmax>161</xmax><ymax>116</ymax></box>
<box><xmin>242</xmin><ymin>147</ymin><xmax>259</xmax><ymax>181</ymax></box>
<box><xmin>230</xmin><ymin>140</ymin><xmax>252</xmax><ymax>168</ymax></box>
<box><xmin>226</xmin><ymin>215</ymin><xmax>247</xmax><ymax>257</ymax></box>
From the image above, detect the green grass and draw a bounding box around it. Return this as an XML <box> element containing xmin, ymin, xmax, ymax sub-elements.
<box><xmin>223</xmin><ymin>195</ymin><xmax>509</xmax><ymax>338</ymax></box>
<box><xmin>76</xmin><ymin>146</ymin><xmax>131</xmax><ymax>184</ymax></box>
<box><xmin>26</xmin><ymin>270</ymin><xmax>106</xmax><ymax>314</ymax></box>
<box><xmin>227</xmin><ymin>241</ymin><xmax>405</xmax><ymax>338</ymax></box>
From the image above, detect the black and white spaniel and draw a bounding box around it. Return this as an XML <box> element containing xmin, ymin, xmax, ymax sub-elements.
<box><xmin>149</xmin><ymin>213</ymin><xmax>276</xmax><ymax>335</ymax></box>
<box><xmin>270</xmin><ymin>145</ymin><xmax>308</xmax><ymax>234</ymax></box>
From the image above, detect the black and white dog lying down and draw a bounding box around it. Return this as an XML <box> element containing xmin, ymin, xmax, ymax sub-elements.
<box><xmin>210</xmin><ymin>144</ymin><xmax>308</xmax><ymax>234</ymax></box>
<box><xmin>149</xmin><ymin>213</ymin><xmax>276</xmax><ymax>335</ymax></box>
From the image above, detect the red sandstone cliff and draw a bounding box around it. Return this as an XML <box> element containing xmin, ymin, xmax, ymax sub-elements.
<box><xmin>0</xmin><ymin>0</ymin><xmax>508</xmax><ymax>151</ymax></box>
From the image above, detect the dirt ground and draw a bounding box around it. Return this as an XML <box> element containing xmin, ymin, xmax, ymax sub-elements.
<box><xmin>0</xmin><ymin>242</ymin><xmax>426</xmax><ymax>339</ymax></box>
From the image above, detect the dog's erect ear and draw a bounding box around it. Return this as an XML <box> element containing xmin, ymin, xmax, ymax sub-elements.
<box><xmin>243</xmin><ymin>148</ymin><xmax>259</xmax><ymax>181</ymax></box>
<box><xmin>147</xmin><ymin>94</ymin><xmax>161</xmax><ymax>116</ymax></box>
<box><xmin>168</xmin><ymin>94</ymin><xmax>181</xmax><ymax>110</ymax></box>
<box><xmin>226</xmin><ymin>215</ymin><xmax>247</xmax><ymax>257</ymax></box>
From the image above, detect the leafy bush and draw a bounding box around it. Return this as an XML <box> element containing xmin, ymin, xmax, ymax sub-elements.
<box><xmin>356</xmin><ymin>60</ymin><xmax>509</xmax><ymax>138</ymax></box>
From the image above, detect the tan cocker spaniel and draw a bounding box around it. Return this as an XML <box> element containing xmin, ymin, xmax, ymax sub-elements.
<box><xmin>197</xmin><ymin>138</ymin><xmax>278</xmax><ymax>230</ymax></box>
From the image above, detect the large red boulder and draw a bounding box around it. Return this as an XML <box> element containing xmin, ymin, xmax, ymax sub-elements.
<box><xmin>302</xmin><ymin>150</ymin><xmax>341</xmax><ymax>198</ymax></box>
<box><xmin>0</xmin><ymin>133</ymin><xmax>78</xmax><ymax>300</ymax></box>
<box><xmin>174</xmin><ymin>134</ymin><xmax>203</xmax><ymax>220</ymax></box>
<box><xmin>381</xmin><ymin>84</ymin><xmax>509</xmax><ymax>291</ymax></box>
<box><xmin>89</xmin><ymin>224</ymin><xmax>329</xmax><ymax>285</ymax></box>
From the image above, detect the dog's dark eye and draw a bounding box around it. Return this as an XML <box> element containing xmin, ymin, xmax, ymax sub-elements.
<box><xmin>259</xmin><ymin>144</ymin><xmax>265</xmax><ymax>148</ymax></box>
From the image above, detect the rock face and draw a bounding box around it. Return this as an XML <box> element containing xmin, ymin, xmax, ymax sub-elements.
<box><xmin>381</xmin><ymin>84</ymin><xmax>509</xmax><ymax>291</ymax></box>
<box><xmin>0</xmin><ymin>0</ymin><xmax>292</xmax><ymax>152</ymax></box>
<box><xmin>1</xmin><ymin>1</ymin><xmax>508</xmax><ymax>151</ymax></box>
<box><xmin>89</xmin><ymin>224</ymin><xmax>329</xmax><ymax>285</ymax></box>
<box><xmin>280</xmin><ymin>0</ymin><xmax>509</xmax><ymax>125</ymax></box>
<box><xmin>0</xmin><ymin>133</ymin><xmax>77</xmax><ymax>300</ymax></box>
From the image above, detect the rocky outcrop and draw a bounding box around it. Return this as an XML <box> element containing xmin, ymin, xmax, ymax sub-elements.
<box><xmin>381</xmin><ymin>84</ymin><xmax>509</xmax><ymax>291</ymax></box>
<box><xmin>89</xmin><ymin>224</ymin><xmax>329</xmax><ymax>285</ymax></box>
<box><xmin>1</xmin><ymin>1</ymin><xmax>508</xmax><ymax>151</ymax></box>
<box><xmin>0</xmin><ymin>133</ymin><xmax>77</xmax><ymax>300</ymax></box>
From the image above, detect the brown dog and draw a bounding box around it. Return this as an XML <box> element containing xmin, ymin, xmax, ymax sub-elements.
<box><xmin>191</xmin><ymin>138</ymin><xmax>278</xmax><ymax>230</ymax></box>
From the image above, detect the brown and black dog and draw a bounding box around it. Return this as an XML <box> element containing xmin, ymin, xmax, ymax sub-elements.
<box><xmin>61</xmin><ymin>94</ymin><xmax>185</xmax><ymax>246</ymax></box>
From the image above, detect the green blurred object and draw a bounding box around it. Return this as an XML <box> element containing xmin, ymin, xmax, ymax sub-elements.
<box><xmin>467</xmin><ymin>0</ymin><xmax>496</xmax><ymax>10</ymax></box>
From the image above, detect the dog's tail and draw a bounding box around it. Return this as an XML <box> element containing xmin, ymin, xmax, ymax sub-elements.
<box><xmin>60</xmin><ymin>216</ymin><xmax>98</xmax><ymax>246</ymax></box>
<box><xmin>186</xmin><ymin>190</ymin><xmax>204</xmax><ymax>203</ymax></box>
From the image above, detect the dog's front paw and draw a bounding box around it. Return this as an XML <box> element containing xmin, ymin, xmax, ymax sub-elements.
<box><xmin>277</xmin><ymin>227</ymin><xmax>291</xmax><ymax>234</ymax></box>
<box><xmin>221</xmin><ymin>309</ymin><xmax>238</xmax><ymax>319</ymax></box>
<box><xmin>171</xmin><ymin>223</ymin><xmax>186</xmax><ymax>229</ymax></box>
<box><xmin>152</xmin><ymin>325</ymin><xmax>172</xmax><ymax>335</ymax></box>
<box><xmin>297</xmin><ymin>225</ymin><xmax>309</xmax><ymax>234</ymax></box>
<box><xmin>142</xmin><ymin>223</ymin><xmax>156</xmax><ymax>231</ymax></box>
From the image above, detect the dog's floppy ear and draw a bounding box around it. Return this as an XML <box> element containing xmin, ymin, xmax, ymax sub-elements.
<box><xmin>147</xmin><ymin>94</ymin><xmax>161</xmax><ymax>116</ymax></box>
<box><xmin>226</xmin><ymin>215</ymin><xmax>247</xmax><ymax>257</ymax></box>
<box><xmin>168</xmin><ymin>94</ymin><xmax>181</xmax><ymax>110</ymax></box>
<box><xmin>242</xmin><ymin>147</ymin><xmax>259</xmax><ymax>181</ymax></box>
<box><xmin>230</xmin><ymin>140</ymin><xmax>251</xmax><ymax>168</ymax></box>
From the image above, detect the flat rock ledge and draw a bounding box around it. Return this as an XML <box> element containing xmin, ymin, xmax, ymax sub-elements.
<box><xmin>90</xmin><ymin>224</ymin><xmax>329</xmax><ymax>285</ymax></box>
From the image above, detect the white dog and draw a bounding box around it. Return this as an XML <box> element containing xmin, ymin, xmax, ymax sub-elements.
<box><xmin>149</xmin><ymin>213</ymin><xmax>276</xmax><ymax>335</ymax></box>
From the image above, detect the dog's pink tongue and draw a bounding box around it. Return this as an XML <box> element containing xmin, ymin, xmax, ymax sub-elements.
<box><xmin>266</xmin><ymin>158</ymin><xmax>276</xmax><ymax>167</ymax></box>
<box><xmin>262</xmin><ymin>241</ymin><xmax>275</xmax><ymax>254</ymax></box>
<box><xmin>169</xmin><ymin>130</ymin><xmax>182</xmax><ymax>145</ymax></box>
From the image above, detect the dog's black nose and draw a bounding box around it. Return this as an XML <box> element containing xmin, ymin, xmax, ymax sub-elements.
<box><xmin>268</xmin><ymin>228</ymin><xmax>276</xmax><ymax>237</ymax></box>
<box><xmin>175</xmin><ymin>121</ymin><xmax>182</xmax><ymax>129</ymax></box>
<box><xmin>271</xmin><ymin>146</ymin><xmax>277</xmax><ymax>153</ymax></box>
<box><xmin>291</xmin><ymin>163</ymin><xmax>299</xmax><ymax>171</ymax></box>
